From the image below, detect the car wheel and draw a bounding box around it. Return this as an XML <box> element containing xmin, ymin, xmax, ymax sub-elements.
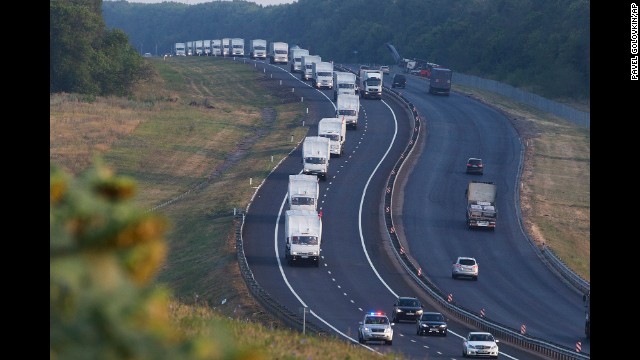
<box><xmin>452</xmin><ymin>273</ymin><xmax>457</xmax><ymax>279</ymax></box>
<box><xmin>473</xmin><ymin>276</ymin><xmax>478</xmax><ymax>281</ymax></box>
<box><xmin>386</xmin><ymin>340</ymin><xmax>392</xmax><ymax>346</ymax></box>
<box><xmin>442</xmin><ymin>331</ymin><xmax>447</xmax><ymax>337</ymax></box>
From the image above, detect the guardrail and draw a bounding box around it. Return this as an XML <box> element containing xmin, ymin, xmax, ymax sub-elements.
<box><xmin>233</xmin><ymin>62</ymin><xmax>589</xmax><ymax>358</ymax></box>
<box><xmin>381</xmin><ymin>86</ymin><xmax>590</xmax><ymax>360</ymax></box>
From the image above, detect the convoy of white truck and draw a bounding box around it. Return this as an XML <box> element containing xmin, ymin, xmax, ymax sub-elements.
<box><xmin>317</xmin><ymin>118</ymin><xmax>346</xmax><ymax>157</ymax></box>
<box><xmin>333</xmin><ymin>71</ymin><xmax>358</xmax><ymax>100</ymax></box>
<box><xmin>249</xmin><ymin>39</ymin><xmax>267</xmax><ymax>60</ymax></box>
<box><xmin>269</xmin><ymin>42</ymin><xmax>289</xmax><ymax>64</ymax></box>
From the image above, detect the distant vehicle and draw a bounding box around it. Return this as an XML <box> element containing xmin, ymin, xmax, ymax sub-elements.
<box><xmin>358</xmin><ymin>69</ymin><xmax>383</xmax><ymax>100</ymax></box>
<box><xmin>249</xmin><ymin>39</ymin><xmax>267</xmax><ymax>60</ymax></box>
<box><xmin>203</xmin><ymin>40</ymin><xmax>212</xmax><ymax>56</ymax></box>
<box><xmin>221</xmin><ymin>38</ymin><xmax>231</xmax><ymax>57</ymax></box>
<box><xmin>462</xmin><ymin>332</ymin><xmax>499</xmax><ymax>358</ymax></box>
<box><xmin>302</xmin><ymin>136</ymin><xmax>331</xmax><ymax>180</ymax></box>
<box><xmin>466</xmin><ymin>181</ymin><xmax>497</xmax><ymax>229</ymax></box>
<box><xmin>269</xmin><ymin>41</ymin><xmax>288</xmax><ymax>64</ymax></box>
<box><xmin>358</xmin><ymin>312</ymin><xmax>394</xmax><ymax>345</ymax></box>
<box><xmin>174</xmin><ymin>42</ymin><xmax>186</xmax><ymax>56</ymax></box>
<box><xmin>287</xmin><ymin>174</ymin><xmax>319</xmax><ymax>211</ymax></box>
<box><xmin>452</xmin><ymin>256</ymin><xmax>478</xmax><ymax>280</ymax></box>
<box><xmin>211</xmin><ymin>39</ymin><xmax>222</xmax><ymax>56</ymax></box>
<box><xmin>391</xmin><ymin>74</ymin><xmax>406</xmax><ymax>89</ymax></box>
<box><xmin>335</xmin><ymin>94</ymin><xmax>360</xmax><ymax>130</ymax></box>
<box><xmin>416</xmin><ymin>311</ymin><xmax>447</xmax><ymax>336</ymax></box>
<box><xmin>194</xmin><ymin>40</ymin><xmax>204</xmax><ymax>56</ymax></box>
<box><xmin>284</xmin><ymin>209</ymin><xmax>322</xmax><ymax>267</ymax></box>
<box><xmin>289</xmin><ymin>48</ymin><xmax>309</xmax><ymax>72</ymax></box>
<box><xmin>333</xmin><ymin>71</ymin><xmax>357</xmax><ymax>100</ymax></box>
<box><xmin>429</xmin><ymin>67</ymin><xmax>452</xmax><ymax>96</ymax></box>
<box><xmin>143</xmin><ymin>52</ymin><xmax>152</xmax><ymax>57</ymax></box>
<box><xmin>231</xmin><ymin>38</ymin><xmax>245</xmax><ymax>57</ymax></box>
<box><xmin>317</xmin><ymin>117</ymin><xmax>346</xmax><ymax>157</ymax></box>
<box><xmin>391</xmin><ymin>296</ymin><xmax>423</xmax><ymax>322</ymax></box>
<box><xmin>301</xmin><ymin>54</ymin><xmax>321</xmax><ymax>81</ymax></box>
<box><xmin>380</xmin><ymin>65</ymin><xmax>390</xmax><ymax>74</ymax></box>
<box><xmin>466</xmin><ymin>158</ymin><xmax>484</xmax><ymax>174</ymax></box>
<box><xmin>186</xmin><ymin>41</ymin><xmax>193</xmax><ymax>56</ymax></box>
<box><xmin>312</xmin><ymin>61</ymin><xmax>334</xmax><ymax>89</ymax></box>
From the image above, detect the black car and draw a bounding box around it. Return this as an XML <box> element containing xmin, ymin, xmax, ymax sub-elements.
<box><xmin>416</xmin><ymin>311</ymin><xmax>448</xmax><ymax>336</ymax></box>
<box><xmin>391</xmin><ymin>74</ymin><xmax>406</xmax><ymax>89</ymax></box>
<box><xmin>392</xmin><ymin>296</ymin><xmax>423</xmax><ymax>322</ymax></box>
<box><xmin>466</xmin><ymin>157</ymin><xmax>484</xmax><ymax>174</ymax></box>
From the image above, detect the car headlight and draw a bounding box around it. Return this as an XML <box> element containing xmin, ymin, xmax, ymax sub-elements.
<box><xmin>416</xmin><ymin>309</ymin><xmax>423</xmax><ymax>315</ymax></box>
<box><xmin>384</xmin><ymin>327</ymin><xmax>392</xmax><ymax>333</ymax></box>
<box><xmin>395</xmin><ymin>308</ymin><xmax>402</xmax><ymax>313</ymax></box>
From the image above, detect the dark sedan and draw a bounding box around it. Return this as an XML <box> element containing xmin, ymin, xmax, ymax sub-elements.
<box><xmin>416</xmin><ymin>311</ymin><xmax>448</xmax><ymax>336</ymax></box>
<box><xmin>392</xmin><ymin>296</ymin><xmax>423</xmax><ymax>322</ymax></box>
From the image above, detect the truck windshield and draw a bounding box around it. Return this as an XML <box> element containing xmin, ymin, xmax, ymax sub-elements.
<box><xmin>338</xmin><ymin>109</ymin><xmax>357</xmax><ymax>116</ymax></box>
<box><xmin>365</xmin><ymin>78</ymin><xmax>381</xmax><ymax>86</ymax></box>
<box><xmin>319</xmin><ymin>134</ymin><xmax>340</xmax><ymax>141</ymax></box>
<box><xmin>276</xmin><ymin>50</ymin><xmax>287</xmax><ymax>54</ymax></box>
<box><xmin>292</xmin><ymin>236</ymin><xmax>318</xmax><ymax>245</ymax></box>
<box><xmin>339</xmin><ymin>83</ymin><xmax>354</xmax><ymax>89</ymax></box>
<box><xmin>305</xmin><ymin>157</ymin><xmax>326</xmax><ymax>164</ymax></box>
<box><xmin>255</xmin><ymin>46</ymin><xmax>266</xmax><ymax>50</ymax></box>
<box><xmin>291</xmin><ymin>197</ymin><xmax>315</xmax><ymax>206</ymax></box>
<box><xmin>318</xmin><ymin>71</ymin><xmax>332</xmax><ymax>76</ymax></box>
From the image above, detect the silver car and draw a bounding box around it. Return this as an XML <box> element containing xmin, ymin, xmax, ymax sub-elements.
<box><xmin>452</xmin><ymin>256</ymin><xmax>478</xmax><ymax>280</ymax></box>
<box><xmin>357</xmin><ymin>312</ymin><xmax>394</xmax><ymax>345</ymax></box>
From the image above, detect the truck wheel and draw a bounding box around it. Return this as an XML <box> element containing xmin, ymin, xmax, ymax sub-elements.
<box><xmin>385</xmin><ymin>340</ymin><xmax>392</xmax><ymax>345</ymax></box>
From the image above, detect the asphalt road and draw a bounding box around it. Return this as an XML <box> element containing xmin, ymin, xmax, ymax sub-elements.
<box><xmin>239</xmin><ymin>58</ymin><xmax>586</xmax><ymax>359</ymax></box>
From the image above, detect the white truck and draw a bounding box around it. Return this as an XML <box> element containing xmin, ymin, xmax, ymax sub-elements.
<box><xmin>333</xmin><ymin>71</ymin><xmax>357</xmax><ymax>100</ymax></box>
<box><xmin>318</xmin><ymin>118</ymin><xmax>346</xmax><ymax>157</ymax></box>
<box><xmin>284</xmin><ymin>209</ymin><xmax>322</xmax><ymax>267</ymax></box>
<box><xmin>203</xmin><ymin>40</ymin><xmax>212</xmax><ymax>56</ymax></box>
<box><xmin>249</xmin><ymin>39</ymin><xmax>267</xmax><ymax>60</ymax></box>
<box><xmin>231</xmin><ymin>38</ymin><xmax>245</xmax><ymax>57</ymax></box>
<box><xmin>211</xmin><ymin>39</ymin><xmax>222</xmax><ymax>56</ymax></box>
<box><xmin>186</xmin><ymin>41</ymin><xmax>193</xmax><ymax>56</ymax></box>
<box><xmin>290</xmin><ymin>48</ymin><xmax>309</xmax><ymax>73</ymax></box>
<box><xmin>302</xmin><ymin>136</ymin><xmax>331</xmax><ymax>180</ymax></box>
<box><xmin>301</xmin><ymin>55</ymin><xmax>321</xmax><ymax>81</ymax></box>
<box><xmin>336</xmin><ymin>94</ymin><xmax>360</xmax><ymax>130</ymax></box>
<box><xmin>466</xmin><ymin>181</ymin><xmax>497</xmax><ymax>230</ymax></box>
<box><xmin>359</xmin><ymin>69</ymin><xmax>383</xmax><ymax>99</ymax></box>
<box><xmin>194</xmin><ymin>40</ymin><xmax>204</xmax><ymax>56</ymax></box>
<box><xmin>174</xmin><ymin>42</ymin><xmax>186</xmax><ymax>56</ymax></box>
<box><xmin>269</xmin><ymin>42</ymin><xmax>288</xmax><ymax>64</ymax></box>
<box><xmin>312</xmin><ymin>61</ymin><xmax>334</xmax><ymax>89</ymax></box>
<box><xmin>221</xmin><ymin>38</ymin><xmax>231</xmax><ymax>57</ymax></box>
<box><xmin>287</xmin><ymin>174</ymin><xmax>319</xmax><ymax>211</ymax></box>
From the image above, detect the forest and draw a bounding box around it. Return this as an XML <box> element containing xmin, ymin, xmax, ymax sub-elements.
<box><xmin>102</xmin><ymin>0</ymin><xmax>590</xmax><ymax>100</ymax></box>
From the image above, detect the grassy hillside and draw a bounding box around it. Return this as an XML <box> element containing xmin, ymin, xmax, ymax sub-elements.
<box><xmin>50</xmin><ymin>56</ymin><xmax>588</xmax><ymax>357</ymax></box>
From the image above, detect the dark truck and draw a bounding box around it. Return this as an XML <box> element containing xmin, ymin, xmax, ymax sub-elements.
<box><xmin>428</xmin><ymin>67</ymin><xmax>452</xmax><ymax>96</ymax></box>
<box><xmin>466</xmin><ymin>181</ymin><xmax>497</xmax><ymax>230</ymax></box>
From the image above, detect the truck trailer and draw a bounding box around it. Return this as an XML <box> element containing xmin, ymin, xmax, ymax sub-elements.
<box><xmin>287</xmin><ymin>174</ymin><xmax>319</xmax><ymax>211</ymax></box>
<box><xmin>428</xmin><ymin>67</ymin><xmax>452</xmax><ymax>96</ymax></box>
<box><xmin>318</xmin><ymin>117</ymin><xmax>346</xmax><ymax>157</ymax></box>
<box><xmin>333</xmin><ymin>71</ymin><xmax>358</xmax><ymax>100</ymax></box>
<box><xmin>466</xmin><ymin>181</ymin><xmax>497</xmax><ymax>229</ymax></box>
<box><xmin>336</xmin><ymin>94</ymin><xmax>360</xmax><ymax>129</ymax></box>
<box><xmin>302</xmin><ymin>136</ymin><xmax>330</xmax><ymax>180</ymax></box>
<box><xmin>284</xmin><ymin>209</ymin><xmax>322</xmax><ymax>267</ymax></box>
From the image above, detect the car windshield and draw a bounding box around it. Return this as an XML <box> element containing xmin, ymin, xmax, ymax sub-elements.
<box><xmin>423</xmin><ymin>314</ymin><xmax>444</xmax><ymax>321</ymax></box>
<box><xmin>470</xmin><ymin>334</ymin><xmax>493</xmax><ymax>342</ymax></box>
<box><xmin>399</xmin><ymin>299</ymin><xmax>419</xmax><ymax>307</ymax></box>
<box><xmin>291</xmin><ymin>197</ymin><xmax>314</xmax><ymax>206</ymax></box>
<box><xmin>366</xmin><ymin>316</ymin><xmax>388</xmax><ymax>324</ymax></box>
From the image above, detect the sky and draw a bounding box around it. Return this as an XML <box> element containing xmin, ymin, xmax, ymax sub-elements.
<box><xmin>106</xmin><ymin>0</ymin><xmax>297</xmax><ymax>5</ymax></box>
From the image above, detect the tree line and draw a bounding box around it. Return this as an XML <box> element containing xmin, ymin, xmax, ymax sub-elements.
<box><xmin>101</xmin><ymin>0</ymin><xmax>590</xmax><ymax>100</ymax></box>
<box><xmin>50</xmin><ymin>0</ymin><xmax>154</xmax><ymax>96</ymax></box>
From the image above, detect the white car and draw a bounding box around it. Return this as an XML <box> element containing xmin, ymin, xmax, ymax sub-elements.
<box><xmin>462</xmin><ymin>332</ymin><xmax>499</xmax><ymax>358</ymax></box>
<box><xmin>357</xmin><ymin>312</ymin><xmax>394</xmax><ymax>345</ymax></box>
<box><xmin>380</xmin><ymin>65</ymin><xmax>390</xmax><ymax>74</ymax></box>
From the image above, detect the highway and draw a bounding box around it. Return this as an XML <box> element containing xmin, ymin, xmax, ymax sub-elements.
<box><xmin>239</xmin><ymin>58</ymin><xmax>588</xmax><ymax>359</ymax></box>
